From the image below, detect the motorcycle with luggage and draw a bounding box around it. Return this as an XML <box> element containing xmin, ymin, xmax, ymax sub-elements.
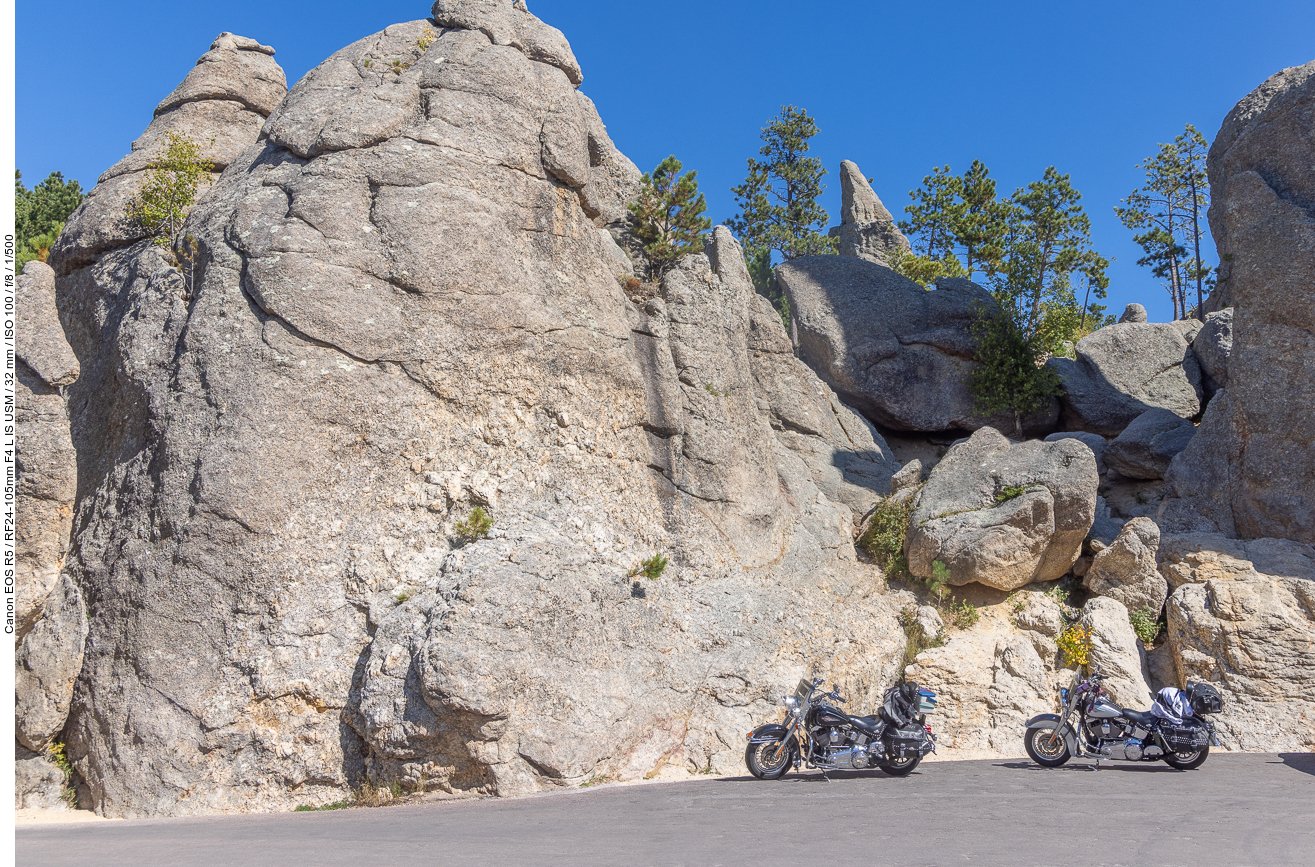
<box><xmin>745</xmin><ymin>677</ymin><xmax>938</xmax><ymax>779</ymax></box>
<box><xmin>1023</xmin><ymin>668</ymin><xmax>1224</xmax><ymax>770</ymax></box>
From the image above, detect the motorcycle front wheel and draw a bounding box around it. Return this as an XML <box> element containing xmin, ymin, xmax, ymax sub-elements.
<box><xmin>1163</xmin><ymin>743</ymin><xmax>1209</xmax><ymax>770</ymax></box>
<box><xmin>1024</xmin><ymin>726</ymin><xmax>1072</xmax><ymax>767</ymax></box>
<box><xmin>745</xmin><ymin>739</ymin><xmax>796</xmax><ymax>780</ymax></box>
<box><xmin>879</xmin><ymin>754</ymin><xmax>922</xmax><ymax>777</ymax></box>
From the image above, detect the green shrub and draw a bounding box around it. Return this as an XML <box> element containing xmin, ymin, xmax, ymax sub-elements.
<box><xmin>897</xmin><ymin>607</ymin><xmax>944</xmax><ymax>674</ymax></box>
<box><xmin>994</xmin><ymin>484</ymin><xmax>1030</xmax><ymax>504</ymax></box>
<box><xmin>454</xmin><ymin>506</ymin><xmax>493</xmax><ymax>541</ymax></box>
<box><xmin>944</xmin><ymin>596</ymin><xmax>979</xmax><ymax>630</ymax></box>
<box><xmin>858</xmin><ymin>498</ymin><xmax>913</xmax><ymax>579</ymax></box>
<box><xmin>1058</xmin><ymin>624</ymin><xmax>1093</xmax><ymax>668</ymax></box>
<box><xmin>1129</xmin><ymin>606</ymin><xmax>1162</xmax><ymax>645</ymax></box>
<box><xmin>632</xmin><ymin>553</ymin><xmax>669</xmax><ymax>581</ymax></box>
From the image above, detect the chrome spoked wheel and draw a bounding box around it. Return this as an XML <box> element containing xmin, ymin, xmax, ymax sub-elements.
<box><xmin>1024</xmin><ymin>726</ymin><xmax>1071</xmax><ymax>767</ymax></box>
<box><xmin>744</xmin><ymin>739</ymin><xmax>794</xmax><ymax>780</ymax></box>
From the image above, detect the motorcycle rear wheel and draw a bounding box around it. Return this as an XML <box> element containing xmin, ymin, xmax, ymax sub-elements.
<box><xmin>745</xmin><ymin>739</ymin><xmax>795</xmax><ymax>780</ymax></box>
<box><xmin>1163</xmin><ymin>743</ymin><xmax>1209</xmax><ymax>770</ymax></box>
<box><xmin>879</xmin><ymin>754</ymin><xmax>922</xmax><ymax>777</ymax></box>
<box><xmin>1024</xmin><ymin>726</ymin><xmax>1071</xmax><ymax>767</ymax></box>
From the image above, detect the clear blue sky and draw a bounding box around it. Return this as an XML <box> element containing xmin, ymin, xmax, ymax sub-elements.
<box><xmin>17</xmin><ymin>1</ymin><xmax>1315</xmax><ymax>321</ymax></box>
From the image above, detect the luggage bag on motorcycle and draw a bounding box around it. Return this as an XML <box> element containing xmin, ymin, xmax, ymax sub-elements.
<box><xmin>1160</xmin><ymin>721</ymin><xmax>1210</xmax><ymax>751</ymax></box>
<box><xmin>886</xmin><ymin>725</ymin><xmax>926</xmax><ymax>757</ymax></box>
<box><xmin>1186</xmin><ymin>682</ymin><xmax>1224</xmax><ymax>715</ymax></box>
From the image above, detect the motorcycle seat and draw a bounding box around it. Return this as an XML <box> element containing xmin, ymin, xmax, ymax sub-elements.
<box><xmin>1121</xmin><ymin>708</ymin><xmax>1157</xmax><ymax>726</ymax></box>
<box><xmin>847</xmin><ymin>714</ymin><xmax>883</xmax><ymax>734</ymax></box>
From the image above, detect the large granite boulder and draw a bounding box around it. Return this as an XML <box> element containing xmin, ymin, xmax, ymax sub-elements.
<box><xmin>780</xmin><ymin>257</ymin><xmax>1055</xmax><ymax>433</ymax></box>
<box><xmin>1082</xmin><ymin>517</ymin><xmax>1167</xmax><ymax>615</ymax></box>
<box><xmin>1162</xmin><ymin>534</ymin><xmax>1315</xmax><ymax>750</ymax></box>
<box><xmin>828</xmin><ymin>160</ymin><xmax>910</xmax><ymax>267</ymax></box>
<box><xmin>15</xmin><ymin>261</ymin><xmax>86</xmax><ymax>755</ymax></box>
<box><xmin>1191</xmin><ymin>308</ymin><xmax>1233</xmax><ymax>393</ymax></box>
<box><xmin>1104</xmin><ymin>408</ymin><xmax>1196</xmax><ymax>480</ymax></box>
<box><xmin>1047</xmin><ymin>322</ymin><xmax>1203</xmax><ymax>437</ymax></box>
<box><xmin>1159</xmin><ymin>62</ymin><xmax>1315</xmax><ymax>542</ymax></box>
<box><xmin>1044</xmin><ymin>431</ymin><xmax>1108</xmax><ymax>476</ymax></box>
<box><xmin>1080</xmin><ymin>597</ymin><xmax>1153</xmax><ymax>709</ymax></box>
<box><xmin>54</xmin><ymin>11</ymin><xmax>907</xmax><ymax>818</ymax></box>
<box><xmin>15</xmin><ymin>262</ymin><xmax>79</xmax><ymax>636</ymax></box>
<box><xmin>906</xmin><ymin>428</ymin><xmax>1098</xmax><ymax>591</ymax></box>
<box><xmin>50</xmin><ymin>34</ymin><xmax>288</xmax><ymax>275</ymax></box>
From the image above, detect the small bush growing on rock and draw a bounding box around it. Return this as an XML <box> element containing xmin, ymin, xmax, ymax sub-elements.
<box><xmin>944</xmin><ymin>596</ymin><xmax>979</xmax><ymax>630</ymax></box>
<box><xmin>898</xmin><ymin>607</ymin><xmax>944</xmax><ymax>674</ymax></box>
<box><xmin>127</xmin><ymin>131</ymin><xmax>212</xmax><ymax>249</ymax></box>
<box><xmin>454</xmin><ymin>506</ymin><xmax>493</xmax><ymax>541</ymax></box>
<box><xmin>994</xmin><ymin>484</ymin><xmax>1030</xmax><ymax>504</ymax></box>
<box><xmin>417</xmin><ymin>25</ymin><xmax>437</xmax><ymax>51</ymax></box>
<box><xmin>1058</xmin><ymin>624</ymin><xmax>1093</xmax><ymax>668</ymax></box>
<box><xmin>47</xmin><ymin>741</ymin><xmax>77</xmax><ymax>807</ymax></box>
<box><xmin>632</xmin><ymin>553</ymin><xmax>669</xmax><ymax>581</ymax></box>
<box><xmin>858</xmin><ymin>498</ymin><xmax>913</xmax><ymax>579</ymax></box>
<box><xmin>1129</xmin><ymin>606</ymin><xmax>1162</xmax><ymax>645</ymax></box>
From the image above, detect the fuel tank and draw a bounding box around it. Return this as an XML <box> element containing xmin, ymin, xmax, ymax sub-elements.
<box><xmin>1089</xmin><ymin>698</ymin><xmax>1122</xmax><ymax>719</ymax></box>
<box><xmin>808</xmin><ymin>705</ymin><xmax>849</xmax><ymax>728</ymax></box>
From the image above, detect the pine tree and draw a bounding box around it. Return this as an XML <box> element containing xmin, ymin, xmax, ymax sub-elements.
<box><xmin>15</xmin><ymin>170</ymin><xmax>85</xmax><ymax>268</ymax></box>
<box><xmin>126</xmin><ymin>131</ymin><xmax>213</xmax><ymax>250</ymax></box>
<box><xmin>627</xmin><ymin>155</ymin><xmax>712</xmax><ymax>279</ymax></box>
<box><xmin>727</xmin><ymin>105</ymin><xmax>835</xmax><ymax>319</ymax></box>
<box><xmin>895</xmin><ymin>160</ymin><xmax>1009</xmax><ymax>287</ymax></box>
<box><xmin>1116</xmin><ymin>124</ymin><xmax>1213</xmax><ymax>321</ymax></box>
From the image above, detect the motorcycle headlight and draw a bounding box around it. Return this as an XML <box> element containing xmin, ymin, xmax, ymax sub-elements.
<box><xmin>782</xmin><ymin>696</ymin><xmax>799</xmax><ymax>709</ymax></box>
<box><xmin>1060</xmin><ymin>687</ymin><xmax>1070</xmax><ymax>704</ymax></box>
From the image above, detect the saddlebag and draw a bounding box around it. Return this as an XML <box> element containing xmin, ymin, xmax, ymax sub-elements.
<box><xmin>886</xmin><ymin>725</ymin><xmax>926</xmax><ymax>757</ymax></box>
<box><xmin>1186</xmin><ymin>682</ymin><xmax>1224</xmax><ymax>715</ymax></box>
<box><xmin>1159</xmin><ymin>721</ymin><xmax>1210</xmax><ymax>752</ymax></box>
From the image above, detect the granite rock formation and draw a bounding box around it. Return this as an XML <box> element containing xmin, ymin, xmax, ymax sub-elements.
<box><xmin>1048</xmin><ymin>323</ymin><xmax>1203</xmax><ymax>437</ymax></box>
<box><xmin>906</xmin><ymin>428</ymin><xmax>1098</xmax><ymax>592</ymax></box>
<box><xmin>1104</xmin><ymin>409</ymin><xmax>1196</xmax><ymax>481</ymax></box>
<box><xmin>1159</xmin><ymin>60</ymin><xmax>1315</xmax><ymax>543</ymax></box>
<box><xmin>829</xmin><ymin>160</ymin><xmax>910</xmax><ymax>267</ymax></box>
<box><xmin>47</xmin><ymin>8</ymin><xmax>906</xmax><ymax>817</ymax></box>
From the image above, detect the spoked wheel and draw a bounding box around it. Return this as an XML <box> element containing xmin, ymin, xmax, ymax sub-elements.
<box><xmin>879</xmin><ymin>753</ymin><xmax>922</xmax><ymax>777</ymax></box>
<box><xmin>745</xmin><ymin>739</ymin><xmax>795</xmax><ymax>780</ymax></box>
<box><xmin>1164</xmin><ymin>743</ymin><xmax>1209</xmax><ymax>770</ymax></box>
<box><xmin>1025</xmin><ymin>726</ymin><xmax>1072</xmax><ymax>767</ymax></box>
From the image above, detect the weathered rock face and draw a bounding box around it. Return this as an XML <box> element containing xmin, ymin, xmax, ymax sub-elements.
<box><xmin>1079</xmin><ymin>596</ymin><xmax>1153</xmax><ymax>709</ymax></box>
<box><xmin>780</xmin><ymin>259</ymin><xmax>1054</xmax><ymax>433</ymax></box>
<box><xmin>1192</xmin><ymin>308</ymin><xmax>1233</xmax><ymax>393</ymax></box>
<box><xmin>1044</xmin><ymin>431</ymin><xmax>1108</xmax><ymax>476</ymax></box>
<box><xmin>1159</xmin><ymin>61</ymin><xmax>1315</xmax><ymax>543</ymax></box>
<box><xmin>906</xmin><ymin>595</ymin><xmax>1067</xmax><ymax>755</ymax></box>
<box><xmin>1047</xmin><ymin>323</ymin><xmax>1203</xmax><ymax>437</ymax></box>
<box><xmin>15</xmin><ymin>262</ymin><xmax>79</xmax><ymax>635</ymax></box>
<box><xmin>50</xmin><ymin>34</ymin><xmax>288</xmax><ymax>275</ymax></box>
<box><xmin>906</xmin><ymin>428</ymin><xmax>1098</xmax><ymax>591</ymax></box>
<box><xmin>1082</xmin><ymin>518</ymin><xmax>1167</xmax><ymax>615</ymax></box>
<box><xmin>1118</xmin><ymin>303</ymin><xmax>1147</xmax><ymax>324</ymax></box>
<box><xmin>55</xmin><ymin>10</ymin><xmax>906</xmax><ymax>817</ymax></box>
<box><xmin>16</xmin><ymin>574</ymin><xmax>87</xmax><ymax>752</ymax></box>
<box><xmin>16</xmin><ymin>747</ymin><xmax>70</xmax><ymax>811</ymax></box>
<box><xmin>1162</xmin><ymin>533</ymin><xmax>1315</xmax><ymax>751</ymax></box>
<box><xmin>1104</xmin><ymin>409</ymin><xmax>1196</xmax><ymax>481</ymax></box>
<box><xmin>828</xmin><ymin>160</ymin><xmax>910</xmax><ymax>267</ymax></box>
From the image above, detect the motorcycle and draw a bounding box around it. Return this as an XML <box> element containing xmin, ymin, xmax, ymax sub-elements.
<box><xmin>745</xmin><ymin>677</ymin><xmax>938</xmax><ymax>779</ymax></box>
<box><xmin>1023</xmin><ymin>668</ymin><xmax>1224</xmax><ymax>770</ymax></box>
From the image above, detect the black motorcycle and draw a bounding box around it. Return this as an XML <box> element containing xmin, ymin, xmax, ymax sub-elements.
<box><xmin>745</xmin><ymin>678</ymin><xmax>938</xmax><ymax>779</ymax></box>
<box><xmin>1023</xmin><ymin>669</ymin><xmax>1223</xmax><ymax>770</ymax></box>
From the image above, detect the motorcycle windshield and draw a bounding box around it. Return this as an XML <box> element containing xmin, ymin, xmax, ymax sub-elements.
<box><xmin>794</xmin><ymin>680</ymin><xmax>813</xmax><ymax>703</ymax></box>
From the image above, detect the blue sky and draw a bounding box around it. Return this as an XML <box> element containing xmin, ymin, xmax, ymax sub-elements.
<box><xmin>18</xmin><ymin>1</ymin><xmax>1315</xmax><ymax>321</ymax></box>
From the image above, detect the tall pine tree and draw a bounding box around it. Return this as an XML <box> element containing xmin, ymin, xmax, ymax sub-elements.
<box><xmin>628</xmin><ymin>156</ymin><xmax>712</xmax><ymax>279</ymax></box>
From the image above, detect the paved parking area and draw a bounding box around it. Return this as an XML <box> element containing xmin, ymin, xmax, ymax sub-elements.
<box><xmin>18</xmin><ymin>753</ymin><xmax>1315</xmax><ymax>867</ymax></box>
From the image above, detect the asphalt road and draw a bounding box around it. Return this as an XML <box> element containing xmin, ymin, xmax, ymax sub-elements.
<box><xmin>18</xmin><ymin>753</ymin><xmax>1315</xmax><ymax>867</ymax></box>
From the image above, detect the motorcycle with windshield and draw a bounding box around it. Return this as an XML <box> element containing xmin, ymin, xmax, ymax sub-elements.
<box><xmin>1023</xmin><ymin>668</ymin><xmax>1223</xmax><ymax>770</ymax></box>
<box><xmin>745</xmin><ymin>677</ymin><xmax>938</xmax><ymax>779</ymax></box>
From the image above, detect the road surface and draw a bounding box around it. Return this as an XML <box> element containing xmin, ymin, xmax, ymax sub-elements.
<box><xmin>18</xmin><ymin>753</ymin><xmax>1315</xmax><ymax>867</ymax></box>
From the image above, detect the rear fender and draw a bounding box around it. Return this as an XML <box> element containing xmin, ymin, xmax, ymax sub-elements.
<box><xmin>1025</xmin><ymin>713</ymin><xmax>1079</xmax><ymax>756</ymax></box>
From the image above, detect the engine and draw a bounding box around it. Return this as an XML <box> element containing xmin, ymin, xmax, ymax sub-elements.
<box><xmin>812</xmin><ymin>726</ymin><xmax>872</xmax><ymax>770</ymax></box>
<box><xmin>1084</xmin><ymin>717</ymin><xmax>1164</xmax><ymax>760</ymax></box>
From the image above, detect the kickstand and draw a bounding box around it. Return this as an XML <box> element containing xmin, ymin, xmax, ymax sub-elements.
<box><xmin>820</xmin><ymin>770</ymin><xmax>831</xmax><ymax>783</ymax></box>
<box><xmin>1090</xmin><ymin>758</ymin><xmax>1103</xmax><ymax>772</ymax></box>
